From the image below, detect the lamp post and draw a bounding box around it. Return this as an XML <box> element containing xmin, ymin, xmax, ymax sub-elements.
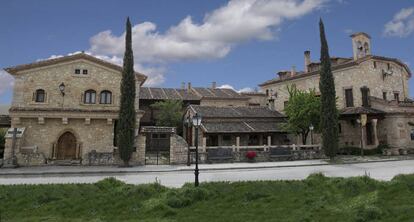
<box><xmin>184</xmin><ymin>114</ymin><xmax>192</xmax><ymax>166</ymax></box>
<box><xmin>191</xmin><ymin>113</ymin><xmax>202</xmax><ymax>187</ymax></box>
<box><xmin>309</xmin><ymin>124</ymin><xmax>314</xmax><ymax>145</ymax></box>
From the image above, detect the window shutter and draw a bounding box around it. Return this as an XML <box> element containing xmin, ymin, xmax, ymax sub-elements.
<box><xmin>32</xmin><ymin>92</ymin><xmax>35</xmax><ymax>101</ymax></box>
<box><xmin>81</xmin><ymin>93</ymin><xmax>84</xmax><ymax>103</ymax></box>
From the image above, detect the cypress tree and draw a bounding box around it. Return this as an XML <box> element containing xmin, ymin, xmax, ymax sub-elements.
<box><xmin>117</xmin><ymin>17</ymin><xmax>136</xmax><ymax>167</ymax></box>
<box><xmin>318</xmin><ymin>19</ymin><xmax>339</xmax><ymax>160</ymax></box>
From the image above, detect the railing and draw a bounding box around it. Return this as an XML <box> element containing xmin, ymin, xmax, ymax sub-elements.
<box><xmin>189</xmin><ymin>144</ymin><xmax>321</xmax><ymax>152</ymax></box>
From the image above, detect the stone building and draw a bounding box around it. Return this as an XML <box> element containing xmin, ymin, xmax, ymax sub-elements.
<box><xmin>2</xmin><ymin>53</ymin><xmax>147</xmax><ymax>165</ymax></box>
<box><xmin>139</xmin><ymin>82</ymin><xmax>252</xmax><ymax>126</ymax></box>
<box><xmin>183</xmin><ymin>105</ymin><xmax>289</xmax><ymax>148</ymax></box>
<box><xmin>259</xmin><ymin>32</ymin><xmax>413</xmax><ymax>151</ymax></box>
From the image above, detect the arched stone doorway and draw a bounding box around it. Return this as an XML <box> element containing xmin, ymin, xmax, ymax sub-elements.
<box><xmin>57</xmin><ymin>132</ymin><xmax>77</xmax><ymax>160</ymax></box>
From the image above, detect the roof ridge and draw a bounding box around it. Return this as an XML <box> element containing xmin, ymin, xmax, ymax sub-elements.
<box><xmin>220</xmin><ymin>88</ymin><xmax>234</xmax><ymax>97</ymax></box>
<box><xmin>243</xmin><ymin>121</ymin><xmax>255</xmax><ymax>131</ymax></box>
<box><xmin>231</xmin><ymin>107</ymin><xmax>242</xmax><ymax>116</ymax></box>
<box><xmin>4</xmin><ymin>53</ymin><xmax>147</xmax><ymax>84</ymax></box>
<box><xmin>202</xmin><ymin>88</ymin><xmax>217</xmax><ymax>97</ymax></box>
<box><xmin>173</xmin><ymin>88</ymin><xmax>183</xmax><ymax>99</ymax></box>
<box><xmin>148</xmin><ymin>88</ymin><xmax>154</xmax><ymax>99</ymax></box>
<box><xmin>160</xmin><ymin>88</ymin><xmax>168</xmax><ymax>99</ymax></box>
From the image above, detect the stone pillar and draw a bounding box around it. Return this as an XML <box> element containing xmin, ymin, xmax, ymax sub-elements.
<box><xmin>236</xmin><ymin>136</ymin><xmax>240</xmax><ymax>147</ymax></box>
<box><xmin>361</xmin><ymin>126</ymin><xmax>367</xmax><ymax>149</ymax></box>
<box><xmin>371</xmin><ymin>119</ymin><xmax>379</xmax><ymax>146</ymax></box>
<box><xmin>3</xmin><ymin>137</ymin><xmax>13</xmax><ymax>160</ymax></box>
<box><xmin>267</xmin><ymin>136</ymin><xmax>272</xmax><ymax>146</ymax></box>
<box><xmin>202</xmin><ymin>137</ymin><xmax>207</xmax><ymax>152</ymax></box>
<box><xmin>133</xmin><ymin>134</ymin><xmax>146</xmax><ymax>165</ymax></box>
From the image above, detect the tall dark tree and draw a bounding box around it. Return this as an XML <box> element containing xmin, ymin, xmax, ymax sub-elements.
<box><xmin>117</xmin><ymin>17</ymin><xmax>136</xmax><ymax>167</ymax></box>
<box><xmin>319</xmin><ymin>19</ymin><xmax>339</xmax><ymax>160</ymax></box>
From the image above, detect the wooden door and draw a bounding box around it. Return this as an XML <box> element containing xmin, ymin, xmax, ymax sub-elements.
<box><xmin>57</xmin><ymin>132</ymin><xmax>77</xmax><ymax>159</ymax></box>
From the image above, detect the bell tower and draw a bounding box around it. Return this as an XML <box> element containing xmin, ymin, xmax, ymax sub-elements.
<box><xmin>350</xmin><ymin>32</ymin><xmax>371</xmax><ymax>60</ymax></box>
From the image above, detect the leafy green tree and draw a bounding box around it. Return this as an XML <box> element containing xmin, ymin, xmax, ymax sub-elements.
<box><xmin>150</xmin><ymin>100</ymin><xmax>184</xmax><ymax>130</ymax></box>
<box><xmin>284</xmin><ymin>85</ymin><xmax>321</xmax><ymax>145</ymax></box>
<box><xmin>117</xmin><ymin>17</ymin><xmax>136</xmax><ymax>167</ymax></box>
<box><xmin>319</xmin><ymin>19</ymin><xmax>339</xmax><ymax>159</ymax></box>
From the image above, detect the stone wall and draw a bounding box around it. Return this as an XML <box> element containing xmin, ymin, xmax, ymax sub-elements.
<box><xmin>170</xmin><ymin>134</ymin><xmax>189</xmax><ymax>165</ymax></box>
<box><xmin>9</xmin><ymin>118</ymin><xmax>115</xmax><ymax>162</ymax></box>
<box><xmin>185</xmin><ymin>148</ymin><xmax>324</xmax><ymax>164</ymax></box>
<box><xmin>261</xmin><ymin>59</ymin><xmax>409</xmax><ymax>113</ymax></box>
<box><xmin>11</xmin><ymin>59</ymin><xmax>143</xmax><ymax>110</ymax></box>
<box><xmin>4</xmin><ymin>56</ymin><xmax>146</xmax><ymax>166</ymax></box>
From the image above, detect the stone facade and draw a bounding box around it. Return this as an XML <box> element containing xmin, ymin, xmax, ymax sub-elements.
<box><xmin>259</xmin><ymin>32</ymin><xmax>413</xmax><ymax>151</ymax></box>
<box><xmin>260</xmin><ymin>57</ymin><xmax>409</xmax><ymax>113</ymax></box>
<box><xmin>3</xmin><ymin>53</ymin><xmax>146</xmax><ymax>166</ymax></box>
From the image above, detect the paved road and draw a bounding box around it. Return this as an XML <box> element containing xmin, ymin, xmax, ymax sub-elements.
<box><xmin>0</xmin><ymin>160</ymin><xmax>413</xmax><ymax>187</ymax></box>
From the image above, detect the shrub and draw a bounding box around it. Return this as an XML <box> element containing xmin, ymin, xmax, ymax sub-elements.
<box><xmin>245</xmin><ymin>151</ymin><xmax>257</xmax><ymax>160</ymax></box>
<box><xmin>355</xmin><ymin>205</ymin><xmax>383</xmax><ymax>222</ymax></box>
<box><xmin>165</xmin><ymin>187</ymin><xmax>212</xmax><ymax>208</ymax></box>
<box><xmin>244</xmin><ymin>190</ymin><xmax>270</xmax><ymax>201</ymax></box>
<box><xmin>95</xmin><ymin>177</ymin><xmax>126</xmax><ymax>190</ymax></box>
<box><xmin>338</xmin><ymin>146</ymin><xmax>382</xmax><ymax>156</ymax></box>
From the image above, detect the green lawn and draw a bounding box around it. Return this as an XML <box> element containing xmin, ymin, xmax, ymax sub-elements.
<box><xmin>1</xmin><ymin>174</ymin><xmax>414</xmax><ymax>221</ymax></box>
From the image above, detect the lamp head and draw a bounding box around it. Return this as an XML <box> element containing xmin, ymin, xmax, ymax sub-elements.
<box><xmin>191</xmin><ymin>113</ymin><xmax>202</xmax><ymax>126</ymax></box>
<box><xmin>59</xmin><ymin>83</ymin><xmax>65</xmax><ymax>96</ymax></box>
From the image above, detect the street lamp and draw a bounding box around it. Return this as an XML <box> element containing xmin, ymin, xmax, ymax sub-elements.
<box><xmin>191</xmin><ymin>113</ymin><xmax>202</xmax><ymax>187</ymax></box>
<box><xmin>59</xmin><ymin>82</ymin><xmax>65</xmax><ymax>96</ymax></box>
<box><xmin>309</xmin><ymin>124</ymin><xmax>314</xmax><ymax>145</ymax></box>
<box><xmin>184</xmin><ymin>114</ymin><xmax>192</xmax><ymax>166</ymax></box>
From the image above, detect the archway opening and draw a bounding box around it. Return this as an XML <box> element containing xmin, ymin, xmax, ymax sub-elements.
<box><xmin>57</xmin><ymin>132</ymin><xmax>77</xmax><ymax>160</ymax></box>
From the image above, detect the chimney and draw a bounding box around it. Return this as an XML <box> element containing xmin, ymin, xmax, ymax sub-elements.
<box><xmin>187</xmin><ymin>82</ymin><xmax>192</xmax><ymax>91</ymax></box>
<box><xmin>291</xmin><ymin>66</ymin><xmax>296</xmax><ymax>77</ymax></box>
<box><xmin>181</xmin><ymin>82</ymin><xmax>185</xmax><ymax>89</ymax></box>
<box><xmin>304</xmin><ymin>50</ymin><xmax>311</xmax><ymax>72</ymax></box>
<box><xmin>211</xmin><ymin>81</ymin><xmax>217</xmax><ymax>89</ymax></box>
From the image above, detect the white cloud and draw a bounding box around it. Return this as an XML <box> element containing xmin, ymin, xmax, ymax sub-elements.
<box><xmin>89</xmin><ymin>0</ymin><xmax>325</xmax><ymax>86</ymax></box>
<box><xmin>238</xmin><ymin>87</ymin><xmax>255</xmax><ymax>93</ymax></box>
<box><xmin>218</xmin><ymin>84</ymin><xmax>255</xmax><ymax>93</ymax></box>
<box><xmin>218</xmin><ymin>84</ymin><xmax>236</xmax><ymax>90</ymax></box>
<box><xmin>0</xmin><ymin>70</ymin><xmax>14</xmax><ymax>96</ymax></box>
<box><xmin>384</xmin><ymin>7</ymin><xmax>414</xmax><ymax>38</ymax></box>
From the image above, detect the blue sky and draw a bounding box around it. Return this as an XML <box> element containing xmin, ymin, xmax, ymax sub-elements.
<box><xmin>1</xmin><ymin>0</ymin><xmax>413</xmax><ymax>104</ymax></box>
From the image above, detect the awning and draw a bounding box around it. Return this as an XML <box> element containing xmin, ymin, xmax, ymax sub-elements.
<box><xmin>340</xmin><ymin>107</ymin><xmax>385</xmax><ymax>115</ymax></box>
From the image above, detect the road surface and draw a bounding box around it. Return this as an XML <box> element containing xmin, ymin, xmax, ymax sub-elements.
<box><xmin>0</xmin><ymin>160</ymin><xmax>413</xmax><ymax>187</ymax></box>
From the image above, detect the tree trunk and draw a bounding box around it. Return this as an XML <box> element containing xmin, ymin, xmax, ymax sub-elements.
<box><xmin>302</xmin><ymin>130</ymin><xmax>309</xmax><ymax>145</ymax></box>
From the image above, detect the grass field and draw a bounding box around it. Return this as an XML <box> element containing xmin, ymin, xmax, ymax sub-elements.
<box><xmin>1</xmin><ymin>173</ymin><xmax>414</xmax><ymax>221</ymax></box>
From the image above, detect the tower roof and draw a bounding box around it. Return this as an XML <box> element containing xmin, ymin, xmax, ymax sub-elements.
<box><xmin>350</xmin><ymin>32</ymin><xmax>371</xmax><ymax>39</ymax></box>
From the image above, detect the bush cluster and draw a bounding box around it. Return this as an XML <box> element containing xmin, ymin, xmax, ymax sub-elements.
<box><xmin>338</xmin><ymin>146</ymin><xmax>384</xmax><ymax>156</ymax></box>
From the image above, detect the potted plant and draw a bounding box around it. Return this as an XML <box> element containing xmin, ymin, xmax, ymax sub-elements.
<box><xmin>245</xmin><ymin>151</ymin><xmax>257</xmax><ymax>162</ymax></box>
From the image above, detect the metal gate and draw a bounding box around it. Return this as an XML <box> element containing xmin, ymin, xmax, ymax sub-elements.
<box><xmin>145</xmin><ymin>133</ymin><xmax>170</xmax><ymax>165</ymax></box>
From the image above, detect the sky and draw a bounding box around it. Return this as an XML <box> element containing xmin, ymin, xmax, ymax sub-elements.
<box><xmin>0</xmin><ymin>0</ymin><xmax>413</xmax><ymax>104</ymax></box>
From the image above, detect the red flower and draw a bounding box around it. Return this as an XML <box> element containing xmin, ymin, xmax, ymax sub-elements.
<box><xmin>246</xmin><ymin>151</ymin><xmax>257</xmax><ymax>160</ymax></box>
